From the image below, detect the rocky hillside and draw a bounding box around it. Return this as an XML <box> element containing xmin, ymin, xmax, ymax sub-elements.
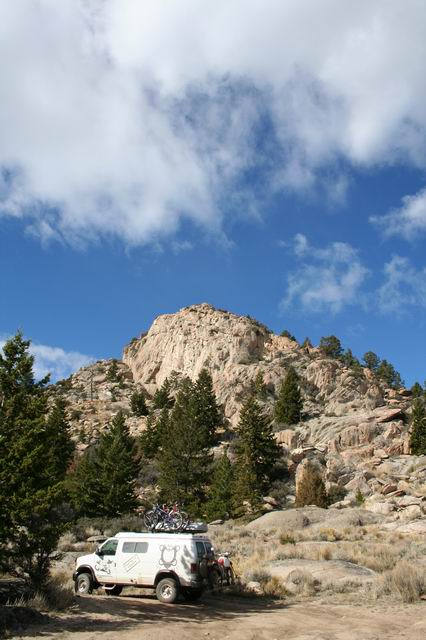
<box><xmin>54</xmin><ymin>303</ymin><xmax>425</xmax><ymax>518</ymax></box>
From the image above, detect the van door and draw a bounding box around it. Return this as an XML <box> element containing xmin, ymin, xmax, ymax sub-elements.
<box><xmin>115</xmin><ymin>540</ymin><xmax>150</xmax><ymax>585</ymax></box>
<box><xmin>94</xmin><ymin>538</ymin><xmax>118</xmax><ymax>584</ymax></box>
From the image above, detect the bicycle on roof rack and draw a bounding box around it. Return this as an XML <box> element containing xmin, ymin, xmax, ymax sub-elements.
<box><xmin>143</xmin><ymin>503</ymin><xmax>187</xmax><ymax>532</ymax></box>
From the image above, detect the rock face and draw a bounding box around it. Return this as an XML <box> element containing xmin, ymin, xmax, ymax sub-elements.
<box><xmin>55</xmin><ymin>303</ymin><xmax>425</xmax><ymax>509</ymax></box>
<box><xmin>123</xmin><ymin>303</ymin><xmax>386</xmax><ymax>429</ymax></box>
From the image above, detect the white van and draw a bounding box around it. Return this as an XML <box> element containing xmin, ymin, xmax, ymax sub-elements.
<box><xmin>73</xmin><ymin>531</ymin><xmax>217</xmax><ymax>603</ymax></box>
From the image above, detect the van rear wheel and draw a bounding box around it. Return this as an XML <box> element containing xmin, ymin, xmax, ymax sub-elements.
<box><xmin>156</xmin><ymin>578</ymin><xmax>178</xmax><ymax>604</ymax></box>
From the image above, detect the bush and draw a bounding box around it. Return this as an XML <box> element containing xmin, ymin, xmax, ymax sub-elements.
<box><xmin>378</xmin><ymin>562</ymin><xmax>426</xmax><ymax>603</ymax></box>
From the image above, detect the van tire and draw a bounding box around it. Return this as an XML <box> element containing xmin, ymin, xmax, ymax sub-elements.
<box><xmin>156</xmin><ymin>577</ymin><xmax>178</xmax><ymax>604</ymax></box>
<box><xmin>105</xmin><ymin>585</ymin><xmax>123</xmax><ymax>596</ymax></box>
<box><xmin>182</xmin><ymin>588</ymin><xmax>203</xmax><ymax>601</ymax></box>
<box><xmin>76</xmin><ymin>572</ymin><xmax>93</xmax><ymax>594</ymax></box>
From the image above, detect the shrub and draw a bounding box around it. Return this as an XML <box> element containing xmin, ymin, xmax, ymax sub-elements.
<box><xmin>378</xmin><ymin>562</ymin><xmax>426</xmax><ymax>603</ymax></box>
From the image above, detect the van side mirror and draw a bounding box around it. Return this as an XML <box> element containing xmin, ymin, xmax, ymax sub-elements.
<box><xmin>95</xmin><ymin>547</ymin><xmax>103</xmax><ymax>556</ymax></box>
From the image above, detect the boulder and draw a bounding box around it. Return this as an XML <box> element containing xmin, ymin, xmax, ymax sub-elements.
<box><xmin>262</xmin><ymin>496</ymin><xmax>279</xmax><ymax>507</ymax></box>
<box><xmin>374</xmin><ymin>408</ymin><xmax>404</xmax><ymax>423</ymax></box>
<box><xmin>365</xmin><ymin>501</ymin><xmax>395</xmax><ymax>515</ymax></box>
<box><xmin>275</xmin><ymin>429</ymin><xmax>298</xmax><ymax>449</ymax></box>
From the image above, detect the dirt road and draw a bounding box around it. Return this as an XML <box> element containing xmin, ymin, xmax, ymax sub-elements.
<box><xmin>15</xmin><ymin>593</ymin><xmax>426</xmax><ymax>640</ymax></box>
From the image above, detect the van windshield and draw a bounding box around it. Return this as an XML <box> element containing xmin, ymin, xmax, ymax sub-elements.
<box><xmin>100</xmin><ymin>539</ymin><xmax>118</xmax><ymax>556</ymax></box>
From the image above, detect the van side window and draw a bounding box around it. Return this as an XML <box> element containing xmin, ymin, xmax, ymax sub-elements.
<box><xmin>196</xmin><ymin>541</ymin><xmax>205</xmax><ymax>559</ymax></box>
<box><xmin>122</xmin><ymin>542</ymin><xmax>149</xmax><ymax>554</ymax></box>
<box><xmin>100</xmin><ymin>539</ymin><xmax>118</xmax><ymax>556</ymax></box>
<box><xmin>204</xmin><ymin>542</ymin><xmax>214</xmax><ymax>559</ymax></box>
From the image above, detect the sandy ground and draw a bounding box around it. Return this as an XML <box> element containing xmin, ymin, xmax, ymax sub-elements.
<box><xmin>12</xmin><ymin>593</ymin><xmax>426</xmax><ymax>640</ymax></box>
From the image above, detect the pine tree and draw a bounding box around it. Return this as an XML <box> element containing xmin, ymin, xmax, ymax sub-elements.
<box><xmin>302</xmin><ymin>337</ymin><xmax>313</xmax><ymax>350</ymax></box>
<box><xmin>376</xmin><ymin>359</ymin><xmax>403</xmax><ymax>388</ymax></box>
<box><xmin>274</xmin><ymin>366</ymin><xmax>303</xmax><ymax>425</ymax></box>
<box><xmin>0</xmin><ymin>333</ymin><xmax>73</xmax><ymax>588</ymax></box>
<box><xmin>139</xmin><ymin>410</ymin><xmax>168</xmax><ymax>459</ymax></box>
<box><xmin>363</xmin><ymin>351</ymin><xmax>380</xmax><ymax>371</ymax></box>
<box><xmin>252</xmin><ymin>371</ymin><xmax>267</xmax><ymax>400</ymax></box>
<box><xmin>342</xmin><ymin>349</ymin><xmax>361</xmax><ymax>369</ymax></box>
<box><xmin>232</xmin><ymin>457</ymin><xmax>261</xmax><ymax>516</ymax></box>
<box><xmin>106</xmin><ymin>358</ymin><xmax>121</xmax><ymax>382</ymax></box>
<box><xmin>152</xmin><ymin>377</ymin><xmax>173</xmax><ymax>410</ymax></box>
<box><xmin>295</xmin><ymin>460</ymin><xmax>327</xmax><ymax>508</ymax></box>
<box><xmin>205</xmin><ymin>449</ymin><xmax>234</xmax><ymax>521</ymax></box>
<box><xmin>130</xmin><ymin>389</ymin><xmax>149</xmax><ymax>417</ymax></box>
<box><xmin>235</xmin><ymin>394</ymin><xmax>280</xmax><ymax>492</ymax></box>
<box><xmin>193</xmin><ymin>369</ymin><xmax>220</xmax><ymax>446</ymax></box>
<box><xmin>157</xmin><ymin>379</ymin><xmax>213</xmax><ymax>516</ymax></box>
<box><xmin>411</xmin><ymin>382</ymin><xmax>424</xmax><ymax>399</ymax></box>
<box><xmin>71</xmin><ymin>411</ymin><xmax>139</xmax><ymax>517</ymax></box>
<box><xmin>410</xmin><ymin>399</ymin><xmax>426</xmax><ymax>455</ymax></box>
<box><xmin>45</xmin><ymin>398</ymin><xmax>75</xmax><ymax>481</ymax></box>
<box><xmin>319</xmin><ymin>336</ymin><xmax>342</xmax><ymax>359</ymax></box>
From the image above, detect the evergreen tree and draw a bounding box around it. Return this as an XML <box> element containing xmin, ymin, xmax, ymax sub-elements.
<box><xmin>410</xmin><ymin>399</ymin><xmax>426</xmax><ymax>455</ymax></box>
<box><xmin>235</xmin><ymin>394</ymin><xmax>280</xmax><ymax>492</ymax></box>
<box><xmin>411</xmin><ymin>382</ymin><xmax>424</xmax><ymax>398</ymax></box>
<box><xmin>152</xmin><ymin>377</ymin><xmax>173</xmax><ymax>410</ymax></box>
<box><xmin>158</xmin><ymin>379</ymin><xmax>213</xmax><ymax>515</ymax></box>
<box><xmin>45</xmin><ymin>398</ymin><xmax>75</xmax><ymax>481</ymax></box>
<box><xmin>0</xmin><ymin>333</ymin><xmax>73</xmax><ymax>588</ymax></box>
<box><xmin>295</xmin><ymin>460</ymin><xmax>327</xmax><ymax>508</ymax></box>
<box><xmin>376</xmin><ymin>359</ymin><xmax>403</xmax><ymax>388</ymax></box>
<box><xmin>341</xmin><ymin>348</ymin><xmax>361</xmax><ymax>369</ymax></box>
<box><xmin>319</xmin><ymin>336</ymin><xmax>343</xmax><ymax>359</ymax></box>
<box><xmin>363</xmin><ymin>351</ymin><xmax>380</xmax><ymax>371</ymax></box>
<box><xmin>274</xmin><ymin>367</ymin><xmax>303</xmax><ymax>425</ymax></box>
<box><xmin>205</xmin><ymin>449</ymin><xmax>234</xmax><ymax>521</ymax></box>
<box><xmin>231</xmin><ymin>457</ymin><xmax>261</xmax><ymax>516</ymax></box>
<box><xmin>71</xmin><ymin>411</ymin><xmax>139</xmax><ymax>517</ymax></box>
<box><xmin>139</xmin><ymin>409</ymin><xmax>168</xmax><ymax>459</ymax></box>
<box><xmin>251</xmin><ymin>371</ymin><xmax>268</xmax><ymax>400</ymax></box>
<box><xmin>106</xmin><ymin>358</ymin><xmax>121</xmax><ymax>383</ymax></box>
<box><xmin>302</xmin><ymin>337</ymin><xmax>313</xmax><ymax>350</ymax></box>
<box><xmin>193</xmin><ymin>369</ymin><xmax>220</xmax><ymax>447</ymax></box>
<box><xmin>130</xmin><ymin>389</ymin><xmax>149</xmax><ymax>417</ymax></box>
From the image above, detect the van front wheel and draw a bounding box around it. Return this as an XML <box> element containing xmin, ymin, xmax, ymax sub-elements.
<box><xmin>76</xmin><ymin>572</ymin><xmax>93</xmax><ymax>594</ymax></box>
<box><xmin>156</xmin><ymin>578</ymin><xmax>178</xmax><ymax>604</ymax></box>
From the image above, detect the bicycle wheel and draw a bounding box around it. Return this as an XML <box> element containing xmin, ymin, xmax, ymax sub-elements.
<box><xmin>144</xmin><ymin>510</ymin><xmax>158</xmax><ymax>531</ymax></box>
<box><xmin>169</xmin><ymin>512</ymin><xmax>183</xmax><ymax>531</ymax></box>
<box><xmin>179</xmin><ymin>511</ymin><xmax>190</xmax><ymax>530</ymax></box>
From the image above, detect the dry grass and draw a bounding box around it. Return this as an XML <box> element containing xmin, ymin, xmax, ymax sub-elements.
<box><xmin>374</xmin><ymin>562</ymin><xmax>426</xmax><ymax>603</ymax></box>
<box><xmin>209</xmin><ymin>510</ymin><xmax>426</xmax><ymax>603</ymax></box>
<box><xmin>9</xmin><ymin>571</ymin><xmax>75</xmax><ymax>613</ymax></box>
<box><xmin>285</xmin><ymin>569</ymin><xmax>317</xmax><ymax>596</ymax></box>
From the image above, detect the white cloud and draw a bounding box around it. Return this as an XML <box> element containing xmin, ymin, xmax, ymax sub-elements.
<box><xmin>0</xmin><ymin>336</ymin><xmax>93</xmax><ymax>381</ymax></box>
<box><xmin>371</xmin><ymin>188</ymin><xmax>426</xmax><ymax>240</ymax></box>
<box><xmin>1</xmin><ymin>1</ymin><xmax>426</xmax><ymax>246</ymax></box>
<box><xmin>282</xmin><ymin>234</ymin><xmax>369</xmax><ymax>314</ymax></box>
<box><xmin>377</xmin><ymin>255</ymin><xmax>426</xmax><ymax>313</ymax></box>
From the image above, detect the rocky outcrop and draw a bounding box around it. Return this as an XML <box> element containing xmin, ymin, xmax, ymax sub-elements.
<box><xmin>53</xmin><ymin>303</ymin><xmax>424</xmax><ymax>511</ymax></box>
<box><xmin>123</xmin><ymin>303</ymin><xmax>387</xmax><ymax>429</ymax></box>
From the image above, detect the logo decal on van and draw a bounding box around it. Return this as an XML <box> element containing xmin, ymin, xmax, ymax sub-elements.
<box><xmin>159</xmin><ymin>545</ymin><xmax>180</xmax><ymax>569</ymax></box>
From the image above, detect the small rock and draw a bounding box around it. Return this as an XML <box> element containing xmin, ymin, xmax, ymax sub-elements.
<box><xmin>382</xmin><ymin>484</ymin><xmax>397</xmax><ymax>495</ymax></box>
<box><xmin>246</xmin><ymin>581</ymin><xmax>262</xmax><ymax>594</ymax></box>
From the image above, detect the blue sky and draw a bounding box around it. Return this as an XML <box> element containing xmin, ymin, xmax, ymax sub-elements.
<box><xmin>1</xmin><ymin>1</ymin><xmax>425</xmax><ymax>385</ymax></box>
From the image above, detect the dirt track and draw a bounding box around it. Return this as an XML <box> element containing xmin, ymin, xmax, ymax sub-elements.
<box><xmin>13</xmin><ymin>593</ymin><xmax>426</xmax><ymax>640</ymax></box>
